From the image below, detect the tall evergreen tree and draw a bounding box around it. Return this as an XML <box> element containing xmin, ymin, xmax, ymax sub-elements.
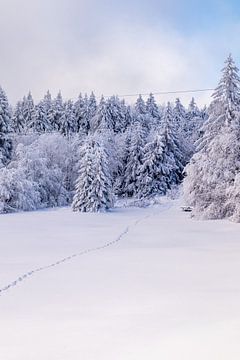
<box><xmin>121</xmin><ymin>121</ymin><xmax>147</xmax><ymax>197</ymax></box>
<box><xmin>52</xmin><ymin>91</ymin><xmax>64</xmax><ymax>131</ymax></box>
<box><xmin>137</xmin><ymin>132</ymin><xmax>170</xmax><ymax>199</ymax></box>
<box><xmin>173</xmin><ymin>98</ymin><xmax>186</xmax><ymax>132</ymax></box>
<box><xmin>146</xmin><ymin>93</ymin><xmax>161</xmax><ymax>129</ymax></box>
<box><xmin>74</xmin><ymin>93</ymin><xmax>85</xmax><ymax>133</ymax></box>
<box><xmin>124</xmin><ymin>105</ymin><xmax>134</xmax><ymax>130</ymax></box>
<box><xmin>0</xmin><ymin>87</ymin><xmax>12</xmax><ymax>166</ymax></box>
<box><xmin>183</xmin><ymin>55</ymin><xmax>240</xmax><ymax>221</ymax></box>
<box><xmin>60</xmin><ymin>100</ymin><xmax>77</xmax><ymax>137</ymax></box>
<box><xmin>90</xmin><ymin>97</ymin><xmax>113</xmax><ymax>133</ymax></box>
<box><xmin>88</xmin><ymin>92</ymin><xmax>97</xmax><ymax>120</ymax></box>
<box><xmin>72</xmin><ymin>135</ymin><xmax>114</xmax><ymax>212</ymax></box>
<box><xmin>106</xmin><ymin>96</ymin><xmax>126</xmax><ymax>133</ymax></box>
<box><xmin>197</xmin><ymin>54</ymin><xmax>240</xmax><ymax>150</ymax></box>
<box><xmin>12</xmin><ymin>100</ymin><xmax>25</xmax><ymax>134</ymax></box>
<box><xmin>135</xmin><ymin>95</ymin><xmax>146</xmax><ymax>115</ymax></box>
<box><xmin>184</xmin><ymin>97</ymin><xmax>204</xmax><ymax>145</ymax></box>
<box><xmin>31</xmin><ymin>91</ymin><xmax>53</xmax><ymax>133</ymax></box>
<box><xmin>135</xmin><ymin>95</ymin><xmax>152</xmax><ymax>132</ymax></box>
<box><xmin>22</xmin><ymin>92</ymin><xmax>37</xmax><ymax>133</ymax></box>
<box><xmin>161</xmin><ymin>102</ymin><xmax>185</xmax><ymax>185</ymax></box>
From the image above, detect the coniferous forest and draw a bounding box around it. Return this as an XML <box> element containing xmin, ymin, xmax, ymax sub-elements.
<box><xmin>0</xmin><ymin>55</ymin><xmax>239</xmax><ymax>221</ymax></box>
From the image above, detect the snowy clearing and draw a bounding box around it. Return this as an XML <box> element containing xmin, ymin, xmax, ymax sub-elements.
<box><xmin>1</xmin><ymin>198</ymin><xmax>240</xmax><ymax>360</ymax></box>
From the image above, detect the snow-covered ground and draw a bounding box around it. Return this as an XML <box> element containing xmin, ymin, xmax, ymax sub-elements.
<box><xmin>0</xmin><ymin>198</ymin><xmax>240</xmax><ymax>360</ymax></box>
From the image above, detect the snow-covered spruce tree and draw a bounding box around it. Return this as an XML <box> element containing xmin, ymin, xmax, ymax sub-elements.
<box><xmin>173</xmin><ymin>97</ymin><xmax>201</xmax><ymax>157</ymax></box>
<box><xmin>72</xmin><ymin>135</ymin><xmax>114</xmax><ymax>212</ymax></box>
<box><xmin>45</xmin><ymin>91</ymin><xmax>56</xmax><ymax>131</ymax></box>
<box><xmin>88</xmin><ymin>97</ymin><xmax>120</xmax><ymax>188</ymax></box>
<box><xmin>88</xmin><ymin>92</ymin><xmax>97</xmax><ymax>123</ymax></box>
<box><xmin>0</xmin><ymin>86</ymin><xmax>13</xmax><ymax>166</ymax></box>
<box><xmin>113</xmin><ymin>131</ymin><xmax>129</xmax><ymax>195</ymax></box>
<box><xmin>90</xmin><ymin>97</ymin><xmax>113</xmax><ymax>133</ymax></box>
<box><xmin>134</xmin><ymin>95</ymin><xmax>152</xmax><ymax>132</ymax></box>
<box><xmin>200</xmin><ymin>105</ymin><xmax>209</xmax><ymax>124</ymax></box>
<box><xmin>74</xmin><ymin>93</ymin><xmax>87</xmax><ymax>134</ymax></box>
<box><xmin>123</xmin><ymin>104</ymin><xmax>133</xmax><ymax>130</ymax></box>
<box><xmin>114</xmin><ymin>124</ymin><xmax>133</xmax><ymax>196</ymax></box>
<box><xmin>136</xmin><ymin>132</ymin><xmax>170</xmax><ymax>199</ymax></box>
<box><xmin>183</xmin><ymin>118</ymin><xmax>240</xmax><ymax>220</ymax></box>
<box><xmin>161</xmin><ymin>102</ymin><xmax>185</xmax><ymax>186</ymax></box>
<box><xmin>106</xmin><ymin>96</ymin><xmax>126</xmax><ymax>133</ymax></box>
<box><xmin>121</xmin><ymin>120</ymin><xmax>147</xmax><ymax>197</ymax></box>
<box><xmin>183</xmin><ymin>55</ymin><xmax>240</xmax><ymax>221</ymax></box>
<box><xmin>135</xmin><ymin>94</ymin><xmax>146</xmax><ymax>115</ymax></box>
<box><xmin>52</xmin><ymin>91</ymin><xmax>64</xmax><ymax>131</ymax></box>
<box><xmin>12</xmin><ymin>100</ymin><xmax>25</xmax><ymax>134</ymax></box>
<box><xmin>184</xmin><ymin>97</ymin><xmax>204</xmax><ymax>145</ymax></box>
<box><xmin>22</xmin><ymin>92</ymin><xmax>37</xmax><ymax>133</ymax></box>
<box><xmin>173</xmin><ymin>98</ymin><xmax>186</xmax><ymax>133</ymax></box>
<box><xmin>30</xmin><ymin>91</ymin><xmax>54</xmax><ymax>133</ymax></box>
<box><xmin>146</xmin><ymin>93</ymin><xmax>161</xmax><ymax>129</ymax></box>
<box><xmin>76</xmin><ymin>93</ymin><xmax>97</xmax><ymax>135</ymax></box>
<box><xmin>60</xmin><ymin>100</ymin><xmax>77</xmax><ymax>137</ymax></box>
<box><xmin>197</xmin><ymin>54</ymin><xmax>240</xmax><ymax>151</ymax></box>
<box><xmin>0</xmin><ymin>87</ymin><xmax>12</xmax><ymax>134</ymax></box>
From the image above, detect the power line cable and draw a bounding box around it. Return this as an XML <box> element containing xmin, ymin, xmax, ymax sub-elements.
<box><xmin>102</xmin><ymin>88</ymin><xmax>215</xmax><ymax>98</ymax></box>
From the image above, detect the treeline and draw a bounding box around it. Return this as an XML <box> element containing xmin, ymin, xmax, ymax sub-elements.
<box><xmin>0</xmin><ymin>87</ymin><xmax>207</xmax><ymax>212</ymax></box>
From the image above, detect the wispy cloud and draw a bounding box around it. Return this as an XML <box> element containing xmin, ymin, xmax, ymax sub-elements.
<box><xmin>0</xmin><ymin>0</ymin><xmax>239</xmax><ymax>106</ymax></box>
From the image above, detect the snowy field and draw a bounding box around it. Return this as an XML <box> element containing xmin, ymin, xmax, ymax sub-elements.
<box><xmin>1</xmin><ymin>198</ymin><xmax>240</xmax><ymax>360</ymax></box>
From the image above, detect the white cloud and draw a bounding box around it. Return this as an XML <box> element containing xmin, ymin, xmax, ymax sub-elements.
<box><xmin>0</xmin><ymin>0</ymin><xmax>238</xmax><ymax>107</ymax></box>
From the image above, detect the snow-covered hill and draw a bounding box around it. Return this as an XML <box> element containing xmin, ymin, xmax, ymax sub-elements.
<box><xmin>0</xmin><ymin>198</ymin><xmax>240</xmax><ymax>360</ymax></box>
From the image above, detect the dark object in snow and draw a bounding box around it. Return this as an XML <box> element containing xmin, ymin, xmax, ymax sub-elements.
<box><xmin>181</xmin><ymin>206</ymin><xmax>193</xmax><ymax>212</ymax></box>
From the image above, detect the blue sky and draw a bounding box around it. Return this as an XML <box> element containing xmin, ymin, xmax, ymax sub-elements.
<box><xmin>0</xmin><ymin>0</ymin><xmax>240</xmax><ymax>105</ymax></box>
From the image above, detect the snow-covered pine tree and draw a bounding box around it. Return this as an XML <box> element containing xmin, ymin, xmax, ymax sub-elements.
<box><xmin>173</xmin><ymin>97</ymin><xmax>202</xmax><ymax>157</ymax></box>
<box><xmin>173</xmin><ymin>98</ymin><xmax>186</xmax><ymax>133</ymax></box>
<box><xmin>135</xmin><ymin>95</ymin><xmax>148</xmax><ymax>130</ymax></box>
<box><xmin>197</xmin><ymin>54</ymin><xmax>240</xmax><ymax>151</ymax></box>
<box><xmin>183</xmin><ymin>55</ymin><xmax>240</xmax><ymax>221</ymax></box>
<box><xmin>72</xmin><ymin>135</ymin><xmax>114</xmax><ymax>212</ymax></box>
<box><xmin>0</xmin><ymin>87</ymin><xmax>12</xmax><ymax>134</ymax></box>
<box><xmin>183</xmin><ymin>114</ymin><xmax>240</xmax><ymax>220</ymax></box>
<box><xmin>74</xmin><ymin>93</ymin><xmax>86</xmax><ymax>134</ymax></box>
<box><xmin>121</xmin><ymin>120</ymin><xmax>147</xmax><ymax>197</ymax></box>
<box><xmin>45</xmin><ymin>91</ymin><xmax>55</xmax><ymax>131</ymax></box>
<box><xmin>200</xmin><ymin>105</ymin><xmax>209</xmax><ymax>124</ymax></box>
<box><xmin>146</xmin><ymin>93</ymin><xmax>161</xmax><ymax>129</ymax></box>
<box><xmin>114</xmin><ymin>124</ymin><xmax>133</xmax><ymax>196</ymax></box>
<box><xmin>22</xmin><ymin>92</ymin><xmax>37</xmax><ymax>133</ymax></box>
<box><xmin>135</xmin><ymin>95</ymin><xmax>146</xmax><ymax>115</ymax></box>
<box><xmin>106</xmin><ymin>96</ymin><xmax>126</xmax><ymax>133</ymax></box>
<box><xmin>31</xmin><ymin>91</ymin><xmax>53</xmax><ymax>133</ymax></box>
<box><xmin>90</xmin><ymin>96</ymin><xmax>113</xmax><ymax>133</ymax></box>
<box><xmin>0</xmin><ymin>87</ymin><xmax>13</xmax><ymax>166</ymax></box>
<box><xmin>124</xmin><ymin>105</ymin><xmax>134</xmax><ymax>130</ymax></box>
<box><xmin>183</xmin><ymin>98</ymin><xmax>204</xmax><ymax>145</ymax></box>
<box><xmin>12</xmin><ymin>100</ymin><xmax>25</xmax><ymax>134</ymax></box>
<box><xmin>120</xmin><ymin>99</ymin><xmax>131</xmax><ymax>131</ymax></box>
<box><xmin>136</xmin><ymin>132</ymin><xmax>170</xmax><ymax>199</ymax></box>
<box><xmin>52</xmin><ymin>91</ymin><xmax>64</xmax><ymax>131</ymax></box>
<box><xmin>88</xmin><ymin>92</ymin><xmax>97</xmax><ymax>121</ymax></box>
<box><xmin>161</xmin><ymin>102</ymin><xmax>185</xmax><ymax>186</ymax></box>
<box><xmin>60</xmin><ymin>100</ymin><xmax>77</xmax><ymax>137</ymax></box>
<box><xmin>31</xmin><ymin>103</ymin><xmax>47</xmax><ymax>133</ymax></box>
